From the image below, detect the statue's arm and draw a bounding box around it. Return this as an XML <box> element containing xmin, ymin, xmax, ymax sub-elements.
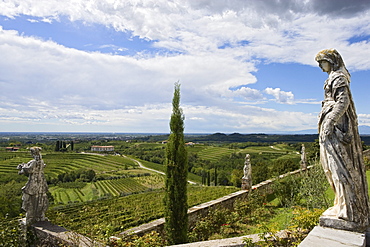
<box><xmin>321</xmin><ymin>77</ymin><xmax>350</xmax><ymax>136</ymax></box>
<box><xmin>328</xmin><ymin>77</ymin><xmax>350</xmax><ymax>122</ymax></box>
<box><xmin>18</xmin><ymin>160</ymin><xmax>35</xmax><ymax>174</ymax></box>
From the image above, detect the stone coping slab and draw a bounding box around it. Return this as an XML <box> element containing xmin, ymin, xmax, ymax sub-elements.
<box><xmin>167</xmin><ymin>234</ymin><xmax>260</xmax><ymax>247</ymax></box>
<box><xmin>20</xmin><ymin>218</ymin><xmax>104</xmax><ymax>247</ymax></box>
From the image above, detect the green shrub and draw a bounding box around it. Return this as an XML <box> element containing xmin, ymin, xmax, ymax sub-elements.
<box><xmin>0</xmin><ymin>216</ymin><xmax>23</xmax><ymax>247</ymax></box>
<box><xmin>255</xmin><ymin>207</ymin><xmax>325</xmax><ymax>247</ymax></box>
<box><xmin>0</xmin><ymin>181</ymin><xmax>23</xmax><ymax>218</ymax></box>
<box><xmin>290</xmin><ymin>206</ymin><xmax>324</xmax><ymax>231</ymax></box>
<box><xmin>188</xmin><ymin>208</ymin><xmax>239</xmax><ymax>242</ymax></box>
<box><xmin>273</xmin><ymin>175</ymin><xmax>301</xmax><ymax>207</ymax></box>
<box><xmin>109</xmin><ymin>231</ymin><xmax>166</xmax><ymax>247</ymax></box>
<box><xmin>298</xmin><ymin>164</ymin><xmax>330</xmax><ymax>209</ymax></box>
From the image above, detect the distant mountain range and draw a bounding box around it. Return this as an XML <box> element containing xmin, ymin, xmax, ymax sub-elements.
<box><xmin>181</xmin><ymin>125</ymin><xmax>370</xmax><ymax>144</ymax></box>
<box><xmin>359</xmin><ymin>125</ymin><xmax>370</xmax><ymax>135</ymax></box>
<box><xmin>263</xmin><ymin>125</ymin><xmax>370</xmax><ymax>135</ymax></box>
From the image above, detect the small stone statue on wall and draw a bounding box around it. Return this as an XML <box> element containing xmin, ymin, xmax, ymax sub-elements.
<box><xmin>241</xmin><ymin>154</ymin><xmax>252</xmax><ymax>190</ymax></box>
<box><xmin>300</xmin><ymin>144</ymin><xmax>307</xmax><ymax>170</ymax></box>
<box><xmin>316</xmin><ymin>49</ymin><xmax>370</xmax><ymax>231</ymax></box>
<box><xmin>17</xmin><ymin>147</ymin><xmax>49</xmax><ymax>225</ymax></box>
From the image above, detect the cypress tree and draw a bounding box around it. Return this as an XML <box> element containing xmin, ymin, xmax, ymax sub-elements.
<box><xmin>55</xmin><ymin>141</ymin><xmax>60</xmax><ymax>152</ymax></box>
<box><xmin>164</xmin><ymin>82</ymin><xmax>188</xmax><ymax>244</ymax></box>
<box><xmin>214</xmin><ymin>166</ymin><xmax>218</xmax><ymax>186</ymax></box>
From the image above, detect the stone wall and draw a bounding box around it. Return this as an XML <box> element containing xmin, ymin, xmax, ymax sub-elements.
<box><xmin>20</xmin><ymin>218</ymin><xmax>104</xmax><ymax>247</ymax></box>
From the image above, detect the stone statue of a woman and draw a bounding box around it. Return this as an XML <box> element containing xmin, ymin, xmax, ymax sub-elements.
<box><xmin>316</xmin><ymin>49</ymin><xmax>370</xmax><ymax>231</ymax></box>
<box><xmin>242</xmin><ymin>154</ymin><xmax>252</xmax><ymax>190</ymax></box>
<box><xmin>300</xmin><ymin>144</ymin><xmax>307</xmax><ymax>169</ymax></box>
<box><xmin>17</xmin><ymin>147</ymin><xmax>49</xmax><ymax>225</ymax></box>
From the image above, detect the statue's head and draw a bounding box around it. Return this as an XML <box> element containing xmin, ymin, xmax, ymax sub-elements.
<box><xmin>315</xmin><ymin>49</ymin><xmax>345</xmax><ymax>72</ymax></box>
<box><xmin>315</xmin><ymin>48</ymin><xmax>350</xmax><ymax>80</ymax></box>
<box><xmin>30</xmin><ymin>147</ymin><xmax>42</xmax><ymax>160</ymax></box>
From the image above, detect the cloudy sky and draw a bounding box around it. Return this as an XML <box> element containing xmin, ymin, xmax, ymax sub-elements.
<box><xmin>1</xmin><ymin>0</ymin><xmax>370</xmax><ymax>133</ymax></box>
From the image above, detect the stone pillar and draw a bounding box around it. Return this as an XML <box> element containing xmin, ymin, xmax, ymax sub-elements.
<box><xmin>241</xmin><ymin>178</ymin><xmax>251</xmax><ymax>190</ymax></box>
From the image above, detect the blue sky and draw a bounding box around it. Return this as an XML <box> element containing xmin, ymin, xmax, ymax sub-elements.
<box><xmin>1</xmin><ymin>0</ymin><xmax>370</xmax><ymax>133</ymax></box>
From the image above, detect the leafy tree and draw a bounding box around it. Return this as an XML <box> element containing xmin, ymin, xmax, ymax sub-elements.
<box><xmin>164</xmin><ymin>82</ymin><xmax>188</xmax><ymax>244</ymax></box>
<box><xmin>214</xmin><ymin>166</ymin><xmax>218</xmax><ymax>186</ymax></box>
<box><xmin>270</xmin><ymin>158</ymin><xmax>299</xmax><ymax>176</ymax></box>
<box><xmin>230</xmin><ymin>169</ymin><xmax>243</xmax><ymax>187</ymax></box>
<box><xmin>252</xmin><ymin>161</ymin><xmax>269</xmax><ymax>184</ymax></box>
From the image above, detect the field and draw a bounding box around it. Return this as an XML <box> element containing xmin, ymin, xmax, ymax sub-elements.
<box><xmin>0</xmin><ymin>151</ymin><xmax>168</xmax><ymax>204</ymax></box>
<box><xmin>0</xmin><ymin>142</ymin><xmax>303</xmax><ymax>205</ymax></box>
<box><xmin>50</xmin><ymin>174</ymin><xmax>164</xmax><ymax>204</ymax></box>
<box><xmin>47</xmin><ymin>185</ymin><xmax>239</xmax><ymax>241</ymax></box>
<box><xmin>0</xmin><ymin>136</ymin><xmax>324</xmax><ymax>245</ymax></box>
<box><xmin>0</xmin><ymin>148</ymin><xmax>241</xmax><ymax>241</ymax></box>
<box><xmin>0</xmin><ymin>152</ymin><xmax>138</xmax><ymax>178</ymax></box>
<box><xmin>192</xmin><ymin>143</ymin><xmax>299</xmax><ymax>162</ymax></box>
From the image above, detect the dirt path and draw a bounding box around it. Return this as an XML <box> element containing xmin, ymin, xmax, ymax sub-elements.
<box><xmin>123</xmin><ymin>155</ymin><xmax>196</xmax><ymax>184</ymax></box>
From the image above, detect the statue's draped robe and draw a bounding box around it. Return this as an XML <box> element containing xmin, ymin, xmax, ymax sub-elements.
<box><xmin>319</xmin><ymin>70</ymin><xmax>370</xmax><ymax>227</ymax></box>
<box><xmin>21</xmin><ymin>158</ymin><xmax>49</xmax><ymax>224</ymax></box>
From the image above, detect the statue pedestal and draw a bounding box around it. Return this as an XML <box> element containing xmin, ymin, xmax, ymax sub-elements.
<box><xmin>241</xmin><ymin>178</ymin><xmax>251</xmax><ymax>191</ymax></box>
<box><xmin>299</xmin><ymin>226</ymin><xmax>366</xmax><ymax>247</ymax></box>
<box><xmin>319</xmin><ymin>209</ymin><xmax>368</xmax><ymax>233</ymax></box>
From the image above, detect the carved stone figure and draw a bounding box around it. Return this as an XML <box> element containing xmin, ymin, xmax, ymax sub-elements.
<box><xmin>241</xmin><ymin>154</ymin><xmax>252</xmax><ymax>190</ymax></box>
<box><xmin>300</xmin><ymin>144</ymin><xmax>307</xmax><ymax>169</ymax></box>
<box><xmin>316</xmin><ymin>49</ymin><xmax>370</xmax><ymax>231</ymax></box>
<box><xmin>17</xmin><ymin>147</ymin><xmax>49</xmax><ymax>225</ymax></box>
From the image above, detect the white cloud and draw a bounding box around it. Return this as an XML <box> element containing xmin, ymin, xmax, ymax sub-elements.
<box><xmin>232</xmin><ymin>87</ymin><xmax>264</xmax><ymax>101</ymax></box>
<box><xmin>0</xmin><ymin>26</ymin><xmax>260</xmax><ymax>130</ymax></box>
<box><xmin>1</xmin><ymin>0</ymin><xmax>370</xmax><ymax>132</ymax></box>
<box><xmin>2</xmin><ymin>0</ymin><xmax>370</xmax><ymax>69</ymax></box>
<box><xmin>264</xmin><ymin>88</ymin><xmax>295</xmax><ymax>104</ymax></box>
<box><xmin>358</xmin><ymin>114</ymin><xmax>370</xmax><ymax>126</ymax></box>
<box><xmin>183</xmin><ymin>104</ymin><xmax>317</xmax><ymax>133</ymax></box>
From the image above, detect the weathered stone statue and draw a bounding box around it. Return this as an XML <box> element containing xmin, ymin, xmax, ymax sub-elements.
<box><xmin>300</xmin><ymin>144</ymin><xmax>307</xmax><ymax>169</ymax></box>
<box><xmin>316</xmin><ymin>49</ymin><xmax>370</xmax><ymax>231</ymax></box>
<box><xmin>17</xmin><ymin>147</ymin><xmax>49</xmax><ymax>225</ymax></box>
<box><xmin>241</xmin><ymin>154</ymin><xmax>252</xmax><ymax>190</ymax></box>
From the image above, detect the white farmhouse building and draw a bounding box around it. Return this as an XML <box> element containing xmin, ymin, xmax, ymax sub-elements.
<box><xmin>91</xmin><ymin>145</ymin><xmax>114</xmax><ymax>152</ymax></box>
